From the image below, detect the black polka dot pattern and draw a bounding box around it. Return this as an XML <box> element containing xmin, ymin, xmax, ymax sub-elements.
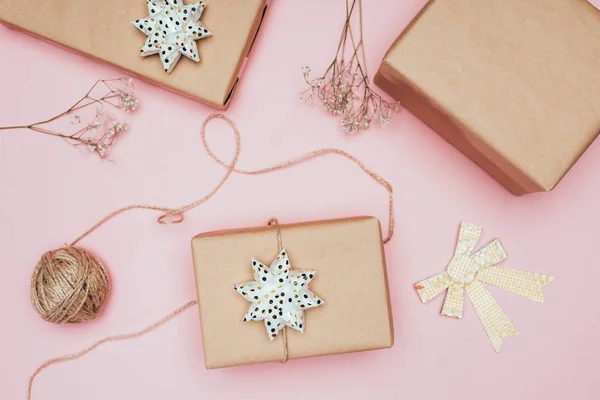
<box><xmin>132</xmin><ymin>0</ymin><xmax>211</xmax><ymax>73</ymax></box>
<box><xmin>234</xmin><ymin>249</ymin><xmax>325</xmax><ymax>341</ymax></box>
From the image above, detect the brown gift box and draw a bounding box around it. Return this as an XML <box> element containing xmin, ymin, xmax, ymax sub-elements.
<box><xmin>0</xmin><ymin>0</ymin><xmax>268</xmax><ymax>109</ymax></box>
<box><xmin>191</xmin><ymin>216</ymin><xmax>394</xmax><ymax>369</ymax></box>
<box><xmin>375</xmin><ymin>0</ymin><xmax>600</xmax><ymax>195</ymax></box>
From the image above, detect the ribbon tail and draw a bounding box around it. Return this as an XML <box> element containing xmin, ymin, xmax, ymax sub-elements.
<box><xmin>415</xmin><ymin>272</ymin><xmax>452</xmax><ymax>303</ymax></box>
<box><xmin>441</xmin><ymin>283</ymin><xmax>465</xmax><ymax>318</ymax></box>
<box><xmin>465</xmin><ymin>281</ymin><xmax>518</xmax><ymax>352</ymax></box>
<box><xmin>477</xmin><ymin>266</ymin><xmax>554</xmax><ymax>303</ymax></box>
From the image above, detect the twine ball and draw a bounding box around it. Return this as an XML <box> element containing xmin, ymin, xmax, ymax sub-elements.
<box><xmin>31</xmin><ymin>247</ymin><xmax>110</xmax><ymax>324</ymax></box>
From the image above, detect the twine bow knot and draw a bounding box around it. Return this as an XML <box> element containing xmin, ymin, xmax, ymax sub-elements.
<box><xmin>415</xmin><ymin>222</ymin><xmax>554</xmax><ymax>352</ymax></box>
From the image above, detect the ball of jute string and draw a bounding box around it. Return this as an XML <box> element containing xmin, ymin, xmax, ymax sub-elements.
<box><xmin>30</xmin><ymin>247</ymin><xmax>110</xmax><ymax>324</ymax></box>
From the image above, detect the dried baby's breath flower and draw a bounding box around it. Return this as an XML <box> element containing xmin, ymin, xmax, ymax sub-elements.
<box><xmin>299</xmin><ymin>0</ymin><xmax>399</xmax><ymax>134</ymax></box>
<box><xmin>0</xmin><ymin>77</ymin><xmax>139</xmax><ymax>160</ymax></box>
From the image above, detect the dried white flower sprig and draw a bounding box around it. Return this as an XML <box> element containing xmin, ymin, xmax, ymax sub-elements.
<box><xmin>0</xmin><ymin>77</ymin><xmax>139</xmax><ymax>160</ymax></box>
<box><xmin>299</xmin><ymin>0</ymin><xmax>399</xmax><ymax>134</ymax></box>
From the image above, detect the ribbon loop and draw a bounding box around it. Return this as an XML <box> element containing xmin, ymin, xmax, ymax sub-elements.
<box><xmin>454</xmin><ymin>222</ymin><xmax>482</xmax><ymax>256</ymax></box>
<box><xmin>472</xmin><ymin>239</ymin><xmax>506</xmax><ymax>268</ymax></box>
<box><xmin>415</xmin><ymin>272</ymin><xmax>452</xmax><ymax>303</ymax></box>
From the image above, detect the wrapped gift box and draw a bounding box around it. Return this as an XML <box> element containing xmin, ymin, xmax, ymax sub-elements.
<box><xmin>191</xmin><ymin>216</ymin><xmax>394</xmax><ymax>369</ymax></box>
<box><xmin>0</xmin><ymin>0</ymin><xmax>268</xmax><ymax>109</ymax></box>
<box><xmin>375</xmin><ymin>0</ymin><xmax>600</xmax><ymax>195</ymax></box>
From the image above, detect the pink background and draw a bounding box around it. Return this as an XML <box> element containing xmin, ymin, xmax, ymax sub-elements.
<box><xmin>2</xmin><ymin>1</ymin><xmax>600</xmax><ymax>399</ymax></box>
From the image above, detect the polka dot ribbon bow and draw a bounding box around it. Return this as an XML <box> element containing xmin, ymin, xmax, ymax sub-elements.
<box><xmin>415</xmin><ymin>222</ymin><xmax>554</xmax><ymax>352</ymax></box>
<box><xmin>132</xmin><ymin>0</ymin><xmax>212</xmax><ymax>73</ymax></box>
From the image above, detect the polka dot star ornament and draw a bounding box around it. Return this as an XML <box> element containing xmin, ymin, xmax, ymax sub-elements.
<box><xmin>132</xmin><ymin>0</ymin><xmax>212</xmax><ymax>73</ymax></box>
<box><xmin>235</xmin><ymin>249</ymin><xmax>324</xmax><ymax>340</ymax></box>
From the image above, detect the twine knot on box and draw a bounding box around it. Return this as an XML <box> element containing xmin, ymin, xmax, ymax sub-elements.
<box><xmin>31</xmin><ymin>247</ymin><xmax>110</xmax><ymax>324</ymax></box>
<box><xmin>415</xmin><ymin>222</ymin><xmax>554</xmax><ymax>352</ymax></box>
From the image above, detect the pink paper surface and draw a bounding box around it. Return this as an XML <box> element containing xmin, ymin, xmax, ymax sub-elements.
<box><xmin>1</xmin><ymin>1</ymin><xmax>599</xmax><ymax>399</ymax></box>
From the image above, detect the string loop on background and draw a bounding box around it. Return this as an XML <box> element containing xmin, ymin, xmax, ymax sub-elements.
<box><xmin>157</xmin><ymin>211</ymin><xmax>185</xmax><ymax>225</ymax></box>
<box><xmin>71</xmin><ymin>114</ymin><xmax>394</xmax><ymax>247</ymax></box>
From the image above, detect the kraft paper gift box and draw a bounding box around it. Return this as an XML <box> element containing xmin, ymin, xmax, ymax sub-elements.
<box><xmin>191</xmin><ymin>216</ymin><xmax>394</xmax><ymax>369</ymax></box>
<box><xmin>0</xmin><ymin>0</ymin><xmax>268</xmax><ymax>109</ymax></box>
<box><xmin>375</xmin><ymin>0</ymin><xmax>600</xmax><ymax>195</ymax></box>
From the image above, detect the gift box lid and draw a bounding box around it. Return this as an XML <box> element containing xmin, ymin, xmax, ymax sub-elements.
<box><xmin>375</xmin><ymin>0</ymin><xmax>600</xmax><ymax>195</ymax></box>
<box><xmin>0</xmin><ymin>0</ymin><xmax>268</xmax><ymax>109</ymax></box>
<box><xmin>191</xmin><ymin>216</ymin><xmax>394</xmax><ymax>369</ymax></box>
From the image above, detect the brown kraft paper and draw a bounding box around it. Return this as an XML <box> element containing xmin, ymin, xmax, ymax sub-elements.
<box><xmin>375</xmin><ymin>0</ymin><xmax>600</xmax><ymax>195</ymax></box>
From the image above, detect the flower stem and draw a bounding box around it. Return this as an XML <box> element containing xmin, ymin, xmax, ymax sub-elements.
<box><xmin>0</xmin><ymin>125</ymin><xmax>28</xmax><ymax>131</ymax></box>
<box><xmin>0</xmin><ymin>77</ymin><xmax>136</xmax><ymax>159</ymax></box>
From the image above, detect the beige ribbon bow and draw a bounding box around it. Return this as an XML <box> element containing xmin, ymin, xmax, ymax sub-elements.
<box><xmin>415</xmin><ymin>222</ymin><xmax>554</xmax><ymax>352</ymax></box>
